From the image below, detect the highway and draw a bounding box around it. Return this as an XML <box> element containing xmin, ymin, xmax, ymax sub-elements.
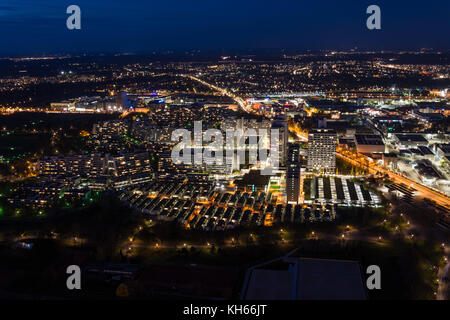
<box><xmin>182</xmin><ymin>74</ymin><xmax>251</xmax><ymax>113</ymax></box>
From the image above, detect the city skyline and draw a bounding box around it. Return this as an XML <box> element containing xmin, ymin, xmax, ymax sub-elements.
<box><xmin>0</xmin><ymin>0</ymin><xmax>449</xmax><ymax>304</ymax></box>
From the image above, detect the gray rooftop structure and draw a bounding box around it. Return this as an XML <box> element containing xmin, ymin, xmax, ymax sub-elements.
<box><xmin>355</xmin><ymin>134</ymin><xmax>384</xmax><ymax>146</ymax></box>
<box><xmin>242</xmin><ymin>257</ymin><xmax>366</xmax><ymax>300</ymax></box>
<box><xmin>395</xmin><ymin>134</ymin><xmax>428</xmax><ymax>143</ymax></box>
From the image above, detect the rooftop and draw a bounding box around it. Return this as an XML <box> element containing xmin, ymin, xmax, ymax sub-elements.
<box><xmin>355</xmin><ymin>134</ymin><xmax>384</xmax><ymax>146</ymax></box>
<box><xmin>437</xmin><ymin>144</ymin><xmax>450</xmax><ymax>154</ymax></box>
<box><xmin>243</xmin><ymin>257</ymin><xmax>366</xmax><ymax>300</ymax></box>
<box><xmin>395</xmin><ymin>134</ymin><xmax>428</xmax><ymax>143</ymax></box>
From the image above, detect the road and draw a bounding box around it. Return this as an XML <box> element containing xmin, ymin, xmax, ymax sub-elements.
<box><xmin>181</xmin><ymin>74</ymin><xmax>251</xmax><ymax>113</ymax></box>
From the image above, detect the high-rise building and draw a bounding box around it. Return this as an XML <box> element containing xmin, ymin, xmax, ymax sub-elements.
<box><xmin>271</xmin><ymin>114</ymin><xmax>288</xmax><ymax>166</ymax></box>
<box><xmin>307</xmin><ymin>129</ymin><xmax>337</xmax><ymax>173</ymax></box>
<box><xmin>116</xmin><ymin>91</ymin><xmax>130</xmax><ymax>109</ymax></box>
<box><xmin>286</xmin><ymin>143</ymin><xmax>301</xmax><ymax>204</ymax></box>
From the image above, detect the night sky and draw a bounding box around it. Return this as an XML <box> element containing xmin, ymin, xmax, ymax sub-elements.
<box><xmin>0</xmin><ymin>0</ymin><xmax>449</xmax><ymax>56</ymax></box>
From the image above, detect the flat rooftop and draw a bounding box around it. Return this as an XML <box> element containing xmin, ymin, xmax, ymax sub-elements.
<box><xmin>355</xmin><ymin>134</ymin><xmax>384</xmax><ymax>146</ymax></box>
<box><xmin>243</xmin><ymin>257</ymin><xmax>366</xmax><ymax>300</ymax></box>
<box><xmin>437</xmin><ymin>144</ymin><xmax>450</xmax><ymax>154</ymax></box>
<box><xmin>296</xmin><ymin>258</ymin><xmax>366</xmax><ymax>300</ymax></box>
<box><xmin>245</xmin><ymin>269</ymin><xmax>294</xmax><ymax>300</ymax></box>
<box><xmin>395</xmin><ymin>134</ymin><xmax>428</xmax><ymax>143</ymax></box>
<box><xmin>417</xmin><ymin>146</ymin><xmax>434</xmax><ymax>155</ymax></box>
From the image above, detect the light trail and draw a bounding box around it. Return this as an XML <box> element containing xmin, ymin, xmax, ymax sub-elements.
<box><xmin>181</xmin><ymin>74</ymin><xmax>251</xmax><ymax>113</ymax></box>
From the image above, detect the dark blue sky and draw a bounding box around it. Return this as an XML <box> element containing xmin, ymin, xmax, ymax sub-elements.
<box><xmin>0</xmin><ymin>0</ymin><xmax>449</xmax><ymax>56</ymax></box>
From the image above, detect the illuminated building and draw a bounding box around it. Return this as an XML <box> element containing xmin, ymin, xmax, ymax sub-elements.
<box><xmin>307</xmin><ymin>129</ymin><xmax>337</xmax><ymax>173</ymax></box>
<box><xmin>271</xmin><ymin>114</ymin><xmax>288</xmax><ymax>166</ymax></box>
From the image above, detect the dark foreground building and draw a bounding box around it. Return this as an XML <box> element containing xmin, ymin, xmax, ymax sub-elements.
<box><xmin>241</xmin><ymin>257</ymin><xmax>366</xmax><ymax>300</ymax></box>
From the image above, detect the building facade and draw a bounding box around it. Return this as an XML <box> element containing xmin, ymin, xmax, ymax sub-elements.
<box><xmin>307</xmin><ymin>129</ymin><xmax>337</xmax><ymax>173</ymax></box>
